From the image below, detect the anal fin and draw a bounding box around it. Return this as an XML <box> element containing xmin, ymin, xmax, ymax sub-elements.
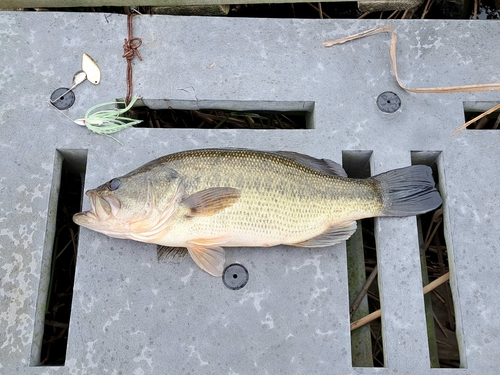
<box><xmin>292</xmin><ymin>221</ymin><xmax>357</xmax><ymax>247</ymax></box>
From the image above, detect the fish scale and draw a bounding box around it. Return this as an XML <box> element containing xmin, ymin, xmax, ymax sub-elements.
<box><xmin>74</xmin><ymin>148</ymin><xmax>442</xmax><ymax>277</ymax></box>
<box><xmin>161</xmin><ymin>150</ymin><xmax>375</xmax><ymax>243</ymax></box>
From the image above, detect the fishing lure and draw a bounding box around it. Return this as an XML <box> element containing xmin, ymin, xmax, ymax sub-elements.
<box><xmin>73</xmin><ymin>96</ymin><xmax>143</xmax><ymax>143</ymax></box>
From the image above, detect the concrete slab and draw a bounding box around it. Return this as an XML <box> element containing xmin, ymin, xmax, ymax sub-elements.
<box><xmin>0</xmin><ymin>0</ymin><xmax>422</xmax><ymax>11</ymax></box>
<box><xmin>1</xmin><ymin>11</ymin><xmax>499</xmax><ymax>374</ymax></box>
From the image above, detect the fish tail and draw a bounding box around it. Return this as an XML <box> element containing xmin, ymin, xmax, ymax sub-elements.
<box><xmin>374</xmin><ymin>165</ymin><xmax>442</xmax><ymax>216</ymax></box>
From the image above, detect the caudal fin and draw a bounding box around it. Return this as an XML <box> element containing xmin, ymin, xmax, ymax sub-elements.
<box><xmin>374</xmin><ymin>165</ymin><xmax>442</xmax><ymax>216</ymax></box>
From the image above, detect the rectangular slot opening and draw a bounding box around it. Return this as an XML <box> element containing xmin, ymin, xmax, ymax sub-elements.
<box><xmin>32</xmin><ymin>149</ymin><xmax>87</xmax><ymax>366</ymax></box>
<box><xmin>463</xmin><ymin>101</ymin><xmax>500</xmax><ymax>130</ymax></box>
<box><xmin>343</xmin><ymin>151</ymin><xmax>384</xmax><ymax>368</ymax></box>
<box><xmin>411</xmin><ymin>151</ymin><xmax>461</xmax><ymax>368</ymax></box>
<box><xmin>125</xmin><ymin>99</ymin><xmax>314</xmax><ymax>129</ymax></box>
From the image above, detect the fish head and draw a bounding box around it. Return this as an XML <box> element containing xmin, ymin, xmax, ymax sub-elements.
<box><xmin>73</xmin><ymin>166</ymin><xmax>183</xmax><ymax>240</ymax></box>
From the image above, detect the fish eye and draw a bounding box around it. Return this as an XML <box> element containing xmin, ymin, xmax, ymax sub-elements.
<box><xmin>108</xmin><ymin>178</ymin><xmax>121</xmax><ymax>191</ymax></box>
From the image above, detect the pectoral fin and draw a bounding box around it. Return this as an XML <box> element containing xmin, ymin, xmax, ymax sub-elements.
<box><xmin>182</xmin><ymin>187</ymin><xmax>241</xmax><ymax>217</ymax></box>
<box><xmin>186</xmin><ymin>238</ymin><xmax>227</xmax><ymax>277</ymax></box>
<box><xmin>291</xmin><ymin>221</ymin><xmax>357</xmax><ymax>247</ymax></box>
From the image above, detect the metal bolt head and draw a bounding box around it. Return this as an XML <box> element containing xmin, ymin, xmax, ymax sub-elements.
<box><xmin>50</xmin><ymin>87</ymin><xmax>75</xmax><ymax>110</ymax></box>
<box><xmin>222</xmin><ymin>264</ymin><xmax>249</xmax><ymax>290</ymax></box>
<box><xmin>377</xmin><ymin>91</ymin><xmax>401</xmax><ymax>113</ymax></box>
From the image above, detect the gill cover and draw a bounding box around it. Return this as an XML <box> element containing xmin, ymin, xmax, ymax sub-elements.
<box><xmin>73</xmin><ymin>164</ymin><xmax>183</xmax><ymax>239</ymax></box>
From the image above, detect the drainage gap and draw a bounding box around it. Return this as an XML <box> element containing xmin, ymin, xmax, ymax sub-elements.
<box><xmin>37</xmin><ymin>150</ymin><xmax>87</xmax><ymax>366</ymax></box>
<box><xmin>463</xmin><ymin>101</ymin><xmax>500</xmax><ymax>130</ymax></box>
<box><xmin>411</xmin><ymin>151</ymin><xmax>460</xmax><ymax>368</ymax></box>
<box><xmin>131</xmin><ymin>108</ymin><xmax>309</xmax><ymax>129</ymax></box>
<box><xmin>125</xmin><ymin>100</ymin><xmax>314</xmax><ymax>129</ymax></box>
<box><xmin>344</xmin><ymin>151</ymin><xmax>384</xmax><ymax>368</ymax></box>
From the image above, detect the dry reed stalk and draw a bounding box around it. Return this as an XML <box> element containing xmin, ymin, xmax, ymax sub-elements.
<box><xmin>323</xmin><ymin>25</ymin><xmax>500</xmax><ymax>93</ymax></box>
<box><xmin>421</xmin><ymin>0</ymin><xmax>435</xmax><ymax>18</ymax></box>
<box><xmin>494</xmin><ymin>113</ymin><xmax>500</xmax><ymax>130</ymax></box>
<box><xmin>350</xmin><ymin>272</ymin><xmax>450</xmax><ymax>331</ymax></box>
<box><xmin>350</xmin><ymin>265</ymin><xmax>378</xmax><ymax>318</ymax></box>
<box><xmin>323</xmin><ymin>26</ymin><xmax>500</xmax><ymax>135</ymax></box>
<box><xmin>452</xmin><ymin>102</ymin><xmax>500</xmax><ymax>135</ymax></box>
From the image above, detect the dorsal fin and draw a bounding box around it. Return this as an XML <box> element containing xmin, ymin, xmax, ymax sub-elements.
<box><xmin>274</xmin><ymin>151</ymin><xmax>347</xmax><ymax>177</ymax></box>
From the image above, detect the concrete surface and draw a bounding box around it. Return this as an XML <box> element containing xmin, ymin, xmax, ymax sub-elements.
<box><xmin>0</xmin><ymin>11</ymin><xmax>499</xmax><ymax>374</ymax></box>
<box><xmin>1</xmin><ymin>0</ymin><xmax>422</xmax><ymax>11</ymax></box>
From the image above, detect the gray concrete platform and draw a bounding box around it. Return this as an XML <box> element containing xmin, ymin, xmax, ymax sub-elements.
<box><xmin>0</xmin><ymin>11</ymin><xmax>499</xmax><ymax>374</ymax></box>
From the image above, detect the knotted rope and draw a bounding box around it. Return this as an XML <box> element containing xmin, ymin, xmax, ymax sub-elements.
<box><xmin>122</xmin><ymin>13</ymin><xmax>142</xmax><ymax>105</ymax></box>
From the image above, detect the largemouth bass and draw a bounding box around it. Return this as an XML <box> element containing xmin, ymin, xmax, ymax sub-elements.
<box><xmin>73</xmin><ymin>149</ymin><xmax>442</xmax><ymax>277</ymax></box>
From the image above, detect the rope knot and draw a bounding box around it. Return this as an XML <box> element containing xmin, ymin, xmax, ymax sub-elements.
<box><xmin>123</xmin><ymin>13</ymin><xmax>142</xmax><ymax>105</ymax></box>
<box><xmin>122</xmin><ymin>37</ymin><xmax>143</xmax><ymax>61</ymax></box>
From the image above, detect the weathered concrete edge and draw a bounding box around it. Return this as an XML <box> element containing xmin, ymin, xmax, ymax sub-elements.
<box><xmin>2</xmin><ymin>0</ymin><xmax>421</xmax><ymax>10</ymax></box>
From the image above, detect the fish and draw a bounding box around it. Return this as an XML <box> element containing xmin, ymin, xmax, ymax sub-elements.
<box><xmin>73</xmin><ymin>148</ymin><xmax>442</xmax><ymax>277</ymax></box>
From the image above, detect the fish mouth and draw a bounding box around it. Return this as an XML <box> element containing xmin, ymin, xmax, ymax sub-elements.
<box><xmin>73</xmin><ymin>190</ymin><xmax>121</xmax><ymax>226</ymax></box>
